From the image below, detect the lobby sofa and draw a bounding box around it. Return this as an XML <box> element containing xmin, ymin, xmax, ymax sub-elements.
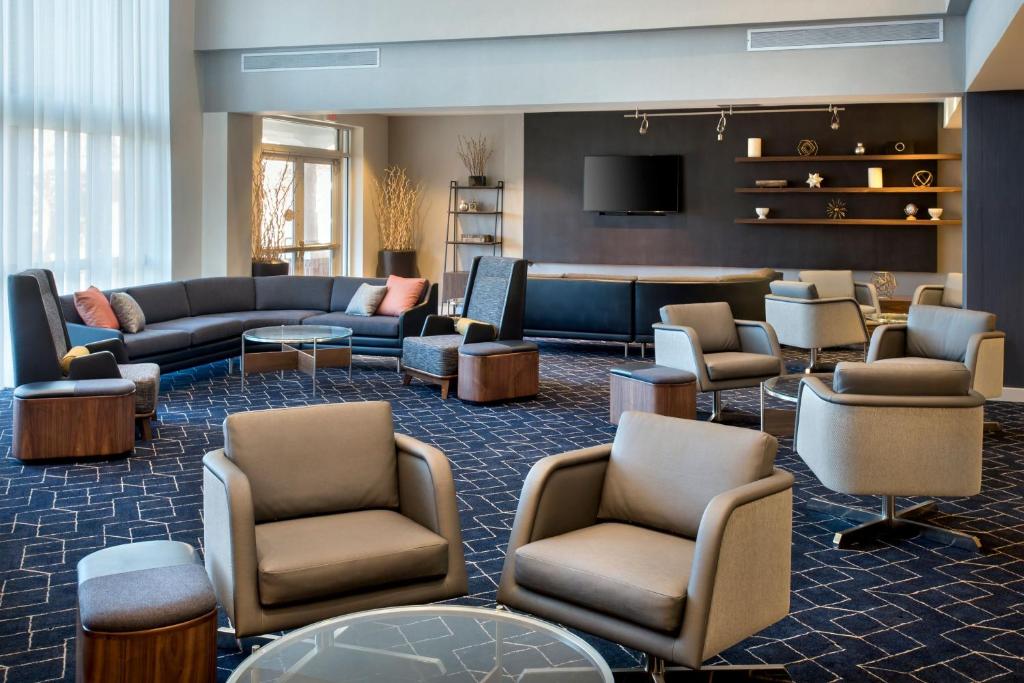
<box><xmin>523</xmin><ymin>269</ymin><xmax>780</xmax><ymax>349</ymax></box>
<box><xmin>60</xmin><ymin>276</ymin><xmax>437</xmax><ymax>372</ymax></box>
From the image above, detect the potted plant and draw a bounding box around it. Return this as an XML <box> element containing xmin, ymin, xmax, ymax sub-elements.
<box><xmin>457</xmin><ymin>134</ymin><xmax>493</xmax><ymax>187</ymax></box>
<box><xmin>251</xmin><ymin>158</ymin><xmax>292</xmax><ymax>277</ymax></box>
<box><xmin>373</xmin><ymin>166</ymin><xmax>422</xmax><ymax>277</ymax></box>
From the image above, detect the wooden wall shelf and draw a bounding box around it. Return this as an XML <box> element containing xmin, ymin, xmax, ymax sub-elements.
<box><xmin>736</xmin><ymin>218</ymin><xmax>960</xmax><ymax>226</ymax></box>
<box><xmin>736</xmin><ymin>186</ymin><xmax>960</xmax><ymax>194</ymax></box>
<box><xmin>735</xmin><ymin>154</ymin><xmax>962</xmax><ymax>162</ymax></box>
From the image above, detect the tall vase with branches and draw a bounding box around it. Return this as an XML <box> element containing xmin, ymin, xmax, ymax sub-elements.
<box><xmin>251</xmin><ymin>157</ymin><xmax>294</xmax><ymax>275</ymax></box>
<box><xmin>373</xmin><ymin>166</ymin><xmax>423</xmax><ymax>277</ymax></box>
<box><xmin>457</xmin><ymin>134</ymin><xmax>493</xmax><ymax>186</ymax></box>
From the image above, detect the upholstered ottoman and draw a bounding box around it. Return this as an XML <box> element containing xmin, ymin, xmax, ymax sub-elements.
<box><xmin>13</xmin><ymin>379</ymin><xmax>136</xmax><ymax>461</ymax></box>
<box><xmin>609</xmin><ymin>362</ymin><xmax>697</xmax><ymax>425</ymax></box>
<box><xmin>76</xmin><ymin>540</ymin><xmax>217</xmax><ymax>683</ymax></box>
<box><xmin>458</xmin><ymin>340</ymin><xmax>540</xmax><ymax>403</ymax></box>
<box><xmin>116</xmin><ymin>362</ymin><xmax>161</xmax><ymax>440</ymax></box>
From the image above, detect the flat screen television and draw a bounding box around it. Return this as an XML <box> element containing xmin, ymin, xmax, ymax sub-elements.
<box><xmin>582</xmin><ymin>155</ymin><xmax>682</xmax><ymax>214</ymax></box>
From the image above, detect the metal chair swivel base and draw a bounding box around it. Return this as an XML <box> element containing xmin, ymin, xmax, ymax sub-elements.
<box><xmin>806</xmin><ymin>496</ymin><xmax>982</xmax><ymax>552</ymax></box>
<box><xmin>611</xmin><ymin>655</ymin><xmax>790</xmax><ymax>682</ymax></box>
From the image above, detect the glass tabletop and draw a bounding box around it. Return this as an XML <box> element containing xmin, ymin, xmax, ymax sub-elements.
<box><xmin>243</xmin><ymin>325</ymin><xmax>353</xmax><ymax>344</ymax></box>
<box><xmin>227</xmin><ymin>606</ymin><xmax>614</xmax><ymax>683</ymax></box>
<box><xmin>762</xmin><ymin>372</ymin><xmax>834</xmax><ymax>403</ymax></box>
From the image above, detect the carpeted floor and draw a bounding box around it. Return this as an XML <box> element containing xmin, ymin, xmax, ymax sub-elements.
<box><xmin>1</xmin><ymin>341</ymin><xmax>1023</xmax><ymax>682</ymax></box>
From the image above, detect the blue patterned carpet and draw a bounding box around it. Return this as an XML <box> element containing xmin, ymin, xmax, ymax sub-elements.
<box><xmin>1</xmin><ymin>342</ymin><xmax>1023</xmax><ymax>682</ymax></box>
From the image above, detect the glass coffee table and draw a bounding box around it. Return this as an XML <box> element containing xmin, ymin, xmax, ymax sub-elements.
<box><xmin>760</xmin><ymin>372</ymin><xmax>834</xmax><ymax>436</ymax></box>
<box><xmin>227</xmin><ymin>605</ymin><xmax>613</xmax><ymax>683</ymax></box>
<box><xmin>241</xmin><ymin>325</ymin><xmax>353</xmax><ymax>396</ymax></box>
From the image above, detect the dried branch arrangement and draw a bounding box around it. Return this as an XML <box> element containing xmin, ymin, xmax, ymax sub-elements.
<box><xmin>456</xmin><ymin>134</ymin><xmax>493</xmax><ymax>177</ymax></box>
<box><xmin>373</xmin><ymin>166</ymin><xmax>423</xmax><ymax>251</ymax></box>
<box><xmin>251</xmin><ymin>158</ymin><xmax>294</xmax><ymax>263</ymax></box>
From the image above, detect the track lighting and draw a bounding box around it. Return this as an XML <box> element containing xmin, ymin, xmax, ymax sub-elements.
<box><xmin>626</xmin><ymin>105</ymin><xmax>846</xmax><ymax>137</ymax></box>
<box><xmin>716</xmin><ymin>109</ymin><xmax>727</xmax><ymax>142</ymax></box>
<box><xmin>829</xmin><ymin>104</ymin><xmax>840</xmax><ymax>130</ymax></box>
<box><xmin>639</xmin><ymin>113</ymin><xmax>649</xmax><ymax>135</ymax></box>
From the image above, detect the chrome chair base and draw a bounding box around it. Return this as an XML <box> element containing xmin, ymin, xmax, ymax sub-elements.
<box><xmin>612</xmin><ymin>656</ymin><xmax>790</xmax><ymax>682</ymax></box>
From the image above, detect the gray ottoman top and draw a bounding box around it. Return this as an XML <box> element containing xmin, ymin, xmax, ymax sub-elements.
<box><xmin>78</xmin><ymin>563</ymin><xmax>217</xmax><ymax>633</ymax></box>
<box><xmin>14</xmin><ymin>379</ymin><xmax>136</xmax><ymax>400</ymax></box>
<box><xmin>611</xmin><ymin>362</ymin><xmax>696</xmax><ymax>385</ymax></box>
<box><xmin>460</xmin><ymin>340</ymin><xmax>539</xmax><ymax>357</ymax></box>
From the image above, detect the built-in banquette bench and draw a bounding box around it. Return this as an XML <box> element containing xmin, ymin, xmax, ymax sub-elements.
<box><xmin>60</xmin><ymin>276</ymin><xmax>437</xmax><ymax>372</ymax></box>
<box><xmin>524</xmin><ymin>269</ymin><xmax>780</xmax><ymax>350</ymax></box>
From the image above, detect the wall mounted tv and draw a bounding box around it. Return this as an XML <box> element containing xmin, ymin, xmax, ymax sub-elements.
<box><xmin>582</xmin><ymin>155</ymin><xmax>682</xmax><ymax>215</ymax></box>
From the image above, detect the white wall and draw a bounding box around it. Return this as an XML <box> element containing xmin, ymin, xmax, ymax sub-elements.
<box><xmin>335</xmin><ymin>115</ymin><xmax>389</xmax><ymax>277</ymax></box>
<box><xmin>388</xmin><ymin>115</ymin><xmax>524</xmax><ymax>297</ymax></box>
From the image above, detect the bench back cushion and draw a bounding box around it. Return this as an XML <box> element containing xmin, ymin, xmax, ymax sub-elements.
<box><xmin>185</xmin><ymin>277</ymin><xmax>256</xmax><ymax>316</ymax></box>
<box><xmin>254</xmin><ymin>276</ymin><xmax>333</xmax><ymax>311</ymax></box>
<box><xmin>123</xmin><ymin>282</ymin><xmax>191</xmax><ymax>323</ymax></box>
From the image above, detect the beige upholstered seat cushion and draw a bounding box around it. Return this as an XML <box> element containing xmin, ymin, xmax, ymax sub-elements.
<box><xmin>799</xmin><ymin>270</ymin><xmax>855</xmax><ymax>299</ymax></box>
<box><xmin>598</xmin><ymin>412</ymin><xmax>777</xmax><ymax>538</ymax></box>
<box><xmin>659</xmin><ymin>302</ymin><xmax>740</xmax><ymax>353</ymax></box>
<box><xmin>224</xmin><ymin>402</ymin><xmax>399</xmax><ymax>523</ymax></box>
<box><xmin>255</xmin><ymin>509</ymin><xmax>448</xmax><ymax>607</ymax></box>
<box><xmin>905</xmin><ymin>305</ymin><xmax>995</xmax><ymax>362</ymax></box>
<box><xmin>514</xmin><ymin>522</ymin><xmax>695</xmax><ymax>633</ymax></box>
<box><xmin>704</xmin><ymin>351</ymin><xmax>783</xmax><ymax>381</ymax></box>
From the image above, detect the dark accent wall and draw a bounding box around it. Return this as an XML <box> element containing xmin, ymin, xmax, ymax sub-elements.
<box><xmin>964</xmin><ymin>91</ymin><xmax>1024</xmax><ymax>386</ymax></box>
<box><xmin>524</xmin><ymin>104</ymin><xmax>940</xmax><ymax>271</ymax></box>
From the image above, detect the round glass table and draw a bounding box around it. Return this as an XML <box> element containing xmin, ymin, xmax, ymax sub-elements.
<box><xmin>227</xmin><ymin>606</ymin><xmax>614</xmax><ymax>683</ymax></box>
<box><xmin>760</xmin><ymin>372</ymin><xmax>834</xmax><ymax>435</ymax></box>
<box><xmin>241</xmin><ymin>325</ymin><xmax>353</xmax><ymax>396</ymax></box>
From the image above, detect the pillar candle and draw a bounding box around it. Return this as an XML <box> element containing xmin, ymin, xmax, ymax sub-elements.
<box><xmin>867</xmin><ymin>167</ymin><xmax>884</xmax><ymax>188</ymax></box>
<box><xmin>747</xmin><ymin>138</ymin><xmax>762</xmax><ymax>158</ymax></box>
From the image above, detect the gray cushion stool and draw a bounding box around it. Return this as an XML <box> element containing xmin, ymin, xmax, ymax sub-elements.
<box><xmin>76</xmin><ymin>540</ymin><xmax>217</xmax><ymax>683</ymax></box>
<box><xmin>609</xmin><ymin>362</ymin><xmax>697</xmax><ymax>425</ymax></box>
<box><xmin>458</xmin><ymin>340</ymin><xmax>540</xmax><ymax>403</ymax></box>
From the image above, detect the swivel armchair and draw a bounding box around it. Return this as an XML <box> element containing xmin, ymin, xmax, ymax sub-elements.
<box><xmin>203</xmin><ymin>401</ymin><xmax>467</xmax><ymax>638</ymax></box>
<box><xmin>912</xmin><ymin>272</ymin><xmax>963</xmax><ymax>308</ymax></box>
<box><xmin>796</xmin><ymin>362</ymin><xmax>985</xmax><ymax>551</ymax></box>
<box><xmin>765</xmin><ymin>280</ymin><xmax>868</xmax><ymax>372</ymax></box>
<box><xmin>798</xmin><ymin>270</ymin><xmax>880</xmax><ymax>316</ymax></box>
<box><xmin>654</xmin><ymin>302</ymin><xmax>783</xmax><ymax>421</ymax></box>
<box><xmin>498</xmin><ymin>411</ymin><xmax>793</xmax><ymax>678</ymax></box>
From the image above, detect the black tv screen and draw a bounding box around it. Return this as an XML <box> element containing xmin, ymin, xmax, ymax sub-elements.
<box><xmin>583</xmin><ymin>155</ymin><xmax>681</xmax><ymax>214</ymax></box>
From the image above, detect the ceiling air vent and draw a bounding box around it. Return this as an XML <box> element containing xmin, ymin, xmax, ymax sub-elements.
<box><xmin>748</xmin><ymin>19</ymin><xmax>942</xmax><ymax>51</ymax></box>
<box><xmin>241</xmin><ymin>48</ymin><xmax>379</xmax><ymax>73</ymax></box>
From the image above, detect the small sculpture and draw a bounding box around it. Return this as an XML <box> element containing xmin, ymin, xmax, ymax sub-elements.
<box><xmin>911</xmin><ymin>170</ymin><xmax>934</xmax><ymax>187</ymax></box>
<box><xmin>904</xmin><ymin>203</ymin><xmax>919</xmax><ymax>220</ymax></box>
<box><xmin>872</xmin><ymin>271</ymin><xmax>897</xmax><ymax>299</ymax></box>
<box><xmin>755</xmin><ymin>207</ymin><xmax>770</xmax><ymax>219</ymax></box>
<box><xmin>457</xmin><ymin>199</ymin><xmax>469</xmax><ymax>212</ymax></box>
<box><xmin>806</xmin><ymin>172</ymin><xmax>824</xmax><ymax>188</ymax></box>
<box><xmin>854</xmin><ymin>142</ymin><xmax>866</xmax><ymax>155</ymax></box>
<box><xmin>797</xmin><ymin>139</ymin><xmax>819</xmax><ymax>156</ymax></box>
<box><xmin>826</xmin><ymin>198</ymin><xmax>848</xmax><ymax>219</ymax></box>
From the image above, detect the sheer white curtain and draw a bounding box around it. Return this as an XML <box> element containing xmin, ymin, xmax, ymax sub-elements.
<box><xmin>0</xmin><ymin>0</ymin><xmax>171</xmax><ymax>385</ymax></box>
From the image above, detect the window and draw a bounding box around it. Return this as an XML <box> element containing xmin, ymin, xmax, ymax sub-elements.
<box><xmin>259</xmin><ymin>118</ymin><xmax>351</xmax><ymax>275</ymax></box>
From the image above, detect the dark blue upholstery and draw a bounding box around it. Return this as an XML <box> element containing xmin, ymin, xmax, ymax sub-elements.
<box><xmin>255</xmin><ymin>276</ymin><xmax>333</xmax><ymax>311</ymax></box>
<box><xmin>123</xmin><ymin>282</ymin><xmax>191</xmax><ymax>324</ymax></box>
<box><xmin>184</xmin><ymin>277</ymin><xmax>256</xmax><ymax>316</ymax></box>
<box><xmin>524</xmin><ymin>278</ymin><xmax>634</xmax><ymax>343</ymax></box>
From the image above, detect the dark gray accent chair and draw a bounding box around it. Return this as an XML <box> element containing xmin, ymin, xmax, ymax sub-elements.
<box><xmin>402</xmin><ymin>256</ymin><xmax>530</xmax><ymax>399</ymax></box>
<box><xmin>8</xmin><ymin>269</ymin><xmax>161</xmax><ymax>441</ymax></box>
<box><xmin>498</xmin><ymin>411</ymin><xmax>793</xmax><ymax>678</ymax></box>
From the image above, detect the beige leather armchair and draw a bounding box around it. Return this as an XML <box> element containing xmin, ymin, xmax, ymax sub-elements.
<box><xmin>912</xmin><ymin>272</ymin><xmax>963</xmax><ymax>308</ymax></box>
<box><xmin>654</xmin><ymin>302</ymin><xmax>783</xmax><ymax>421</ymax></box>
<box><xmin>765</xmin><ymin>280</ymin><xmax>868</xmax><ymax>372</ymax></box>
<box><xmin>799</xmin><ymin>270</ymin><xmax>880</xmax><ymax>316</ymax></box>
<box><xmin>796</xmin><ymin>362</ymin><xmax>985</xmax><ymax>551</ymax></box>
<box><xmin>203</xmin><ymin>401</ymin><xmax>467</xmax><ymax>638</ymax></box>
<box><xmin>497</xmin><ymin>412</ymin><xmax>793</xmax><ymax>677</ymax></box>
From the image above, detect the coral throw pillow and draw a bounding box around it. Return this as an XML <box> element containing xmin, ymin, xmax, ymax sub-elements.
<box><xmin>376</xmin><ymin>275</ymin><xmax>426</xmax><ymax>316</ymax></box>
<box><xmin>74</xmin><ymin>286</ymin><xmax>120</xmax><ymax>329</ymax></box>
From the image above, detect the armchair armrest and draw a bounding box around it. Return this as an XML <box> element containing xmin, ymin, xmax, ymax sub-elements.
<box><xmin>421</xmin><ymin>314</ymin><xmax>456</xmax><ymax>336</ymax></box>
<box><xmin>965</xmin><ymin>330</ymin><xmax>1006</xmax><ymax>399</ymax></box>
<box><xmin>677</xmin><ymin>469</ymin><xmax>794</xmax><ymax>669</ymax></box>
<box><xmin>67</xmin><ymin>351</ymin><xmax>122</xmax><ymax>380</ymax></box>
<box><xmin>912</xmin><ymin>284</ymin><xmax>944</xmax><ymax>306</ymax></box>
<box><xmin>85</xmin><ymin>337</ymin><xmax>129</xmax><ymax>363</ymax></box>
<box><xmin>734</xmin><ymin>320</ymin><xmax>782</xmax><ymax>358</ymax></box>
<box><xmin>854</xmin><ymin>281</ymin><xmax>880</xmax><ymax>312</ymax></box>
<box><xmin>653</xmin><ymin>323</ymin><xmax>709</xmax><ymax>388</ymax></box>
<box><xmin>202</xmin><ymin>449</ymin><xmax>260</xmax><ymax>637</ymax></box>
<box><xmin>866</xmin><ymin>324</ymin><xmax>908</xmax><ymax>362</ymax></box>
<box><xmin>461</xmin><ymin>321</ymin><xmax>496</xmax><ymax>344</ymax></box>
<box><xmin>398</xmin><ymin>284</ymin><xmax>438</xmax><ymax>340</ymax></box>
<box><xmin>67</xmin><ymin>322</ymin><xmax>123</xmax><ymax>346</ymax></box>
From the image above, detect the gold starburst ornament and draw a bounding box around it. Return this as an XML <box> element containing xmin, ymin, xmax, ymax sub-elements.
<box><xmin>826</xmin><ymin>198</ymin><xmax>848</xmax><ymax>219</ymax></box>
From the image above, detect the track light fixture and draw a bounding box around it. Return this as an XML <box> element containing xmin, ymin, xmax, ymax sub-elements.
<box><xmin>829</xmin><ymin>104</ymin><xmax>840</xmax><ymax>130</ymax></box>
<box><xmin>715</xmin><ymin>108</ymin><xmax>728</xmax><ymax>142</ymax></box>
<box><xmin>627</xmin><ymin>104</ymin><xmax>846</xmax><ymax>137</ymax></box>
<box><xmin>639</xmin><ymin>112</ymin><xmax>649</xmax><ymax>135</ymax></box>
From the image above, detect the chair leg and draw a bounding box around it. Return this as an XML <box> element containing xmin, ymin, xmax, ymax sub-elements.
<box><xmin>401</xmin><ymin>373</ymin><xmax>413</xmax><ymax>386</ymax></box>
<box><xmin>804</xmin><ymin>348</ymin><xmax>818</xmax><ymax>374</ymax></box>
<box><xmin>439</xmin><ymin>379</ymin><xmax>450</xmax><ymax>400</ymax></box>
<box><xmin>709</xmin><ymin>391</ymin><xmax>722</xmax><ymax>422</ymax></box>
<box><xmin>395</xmin><ymin>357</ymin><xmax>402</xmax><ymax>373</ymax></box>
<box><xmin>645</xmin><ymin>654</ymin><xmax>666</xmax><ymax>683</ymax></box>
<box><xmin>624</xmin><ymin>342</ymin><xmax>630</xmax><ymax>358</ymax></box>
<box><xmin>136</xmin><ymin>416</ymin><xmax>153</xmax><ymax>441</ymax></box>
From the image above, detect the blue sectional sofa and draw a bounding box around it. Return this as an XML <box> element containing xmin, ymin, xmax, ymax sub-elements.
<box><xmin>59</xmin><ymin>275</ymin><xmax>437</xmax><ymax>372</ymax></box>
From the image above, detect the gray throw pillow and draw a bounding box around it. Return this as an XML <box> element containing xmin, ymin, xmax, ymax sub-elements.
<box><xmin>345</xmin><ymin>284</ymin><xmax>388</xmax><ymax>316</ymax></box>
<box><xmin>109</xmin><ymin>292</ymin><xmax>146</xmax><ymax>333</ymax></box>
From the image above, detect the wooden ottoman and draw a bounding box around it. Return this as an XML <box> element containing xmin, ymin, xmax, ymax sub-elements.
<box><xmin>458</xmin><ymin>340</ymin><xmax>540</xmax><ymax>403</ymax></box>
<box><xmin>609</xmin><ymin>362</ymin><xmax>697</xmax><ymax>425</ymax></box>
<box><xmin>76</xmin><ymin>541</ymin><xmax>217</xmax><ymax>683</ymax></box>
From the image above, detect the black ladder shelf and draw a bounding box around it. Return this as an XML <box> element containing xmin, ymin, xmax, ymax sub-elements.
<box><xmin>441</xmin><ymin>180</ymin><xmax>504</xmax><ymax>315</ymax></box>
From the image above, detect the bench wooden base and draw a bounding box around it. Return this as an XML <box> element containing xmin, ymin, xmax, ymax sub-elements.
<box><xmin>609</xmin><ymin>373</ymin><xmax>697</xmax><ymax>425</ymax></box>
<box><xmin>402</xmin><ymin>367</ymin><xmax>457</xmax><ymax>400</ymax></box>
<box><xmin>458</xmin><ymin>350</ymin><xmax>540</xmax><ymax>403</ymax></box>
<box><xmin>13</xmin><ymin>394</ymin><xmax>135</xmax><ymax>461</ymax></box>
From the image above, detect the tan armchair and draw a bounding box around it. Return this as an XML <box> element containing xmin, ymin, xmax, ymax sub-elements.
<box><xmin>202</xmin><ymin>401</ymin><xmax>467</xmax><ymax>638</ymax></box>
<box><xmin>799</xmin><ymin>270</ymin><xmax>880</xmax><ymax>316</ymax></box>
<box><xmin>765</xmin><ymin>280</ymin><xmax>868</xmax><ymax>372</ymax></box>
<box><xmin>912</xmin><ymin>272</ymin><xmax>963</xmax><ymax>308</ymax></box>
<box><xmin>497</xmin><ymin>411</ymin><xmax>793</xmax><ymax>677</ymax></box>
<box><xmin>654</xmin><ymin>302</ymin><xmax>783</xmax><ymax>421</ymax></box>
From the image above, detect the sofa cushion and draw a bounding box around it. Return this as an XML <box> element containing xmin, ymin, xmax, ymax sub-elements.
<box><xmin>74</xmin><ymin>287</ymin><xmax>120</xmax><ymax>329</ymax></box>
<box><xmin>184</xmin><ymin>277</ymin><xmax>255</xmax><ymax>316</ymax></box>
<box><xmin>799</xmin><ymin>270</ymin><xmax>854</xmax><ymax>300</ymax></box>
<box><xmin>660</xmin><ymin>302</ymin><xmax>740</xmax><ymax>353</ymax></box>
<box><xmin>224</xmin><ymin>402</ymin><xmax>399</xmax><ymax>523</ymax></box>
<box><xmin>122</xmin><ymin>328</ymin><xmax>192</xmax><ymax>359</ymax></box>
<box><xmin>255</xmin><ymin>509</ymin><xmax>448</xmax><ymax>607</ymax></box>
<box><xmin>255</xmin><ymin>276</ymin><xmax>333</xmax><ymax>311</ymax></box>
<box><xmin>109</xmin><ymin>292</ymin><xmax>146</xmax><ymax>333</ymax></box>
<box><xmin>906</xmin><ymin>305</ymin><xmax>996</xmax><ymax>362</ymax></box>
<box><xmin>330</xmin><ymin>276</ymin><xmax>388</xmax><ymax>312</ymax></box>
<box><xmin>147</xmin><ymin>317</ymin><xmax>243</xmax><ymax>346</ymax></box>
<box><xmin>598</xmin><ymin>412</ymin><xmax>777</xmax><ymax>538</ymax></box>
<box><xmin>345</xmin><ymin>283</ymin><xmax>389</xmax><ymax>316</ymax></box>
<box><xmin>215</xmin><ymin>309</ymin><xmax>324</xmax><ymax>330</ymax></box>
<box><xmin>704</xmin><ymin>351</ymin><xmax>783</xmax><ymax>381</ymax></box>
<box><xmin>377</xmin><ymin>275</ymin><xmax>427</xmax><ymax>316</ymax></box>
<box><xmin>124</xmin><ymin>281</ymin><xmax>191</xmax><ymax>324</ymax></box>
<box><xmin>515</xmin><ymin>522</ymin><xmax>694</xmax><ymax>633</ymax></box>
<box><xmin>303</xmin><ymin>312</ymin><xmax>400</xmax><ymax>337</ymax></box>
<box><xmin>835</xmin><ymin>361</ymin><xmax>971</xmax><ymax>396</ymax></box>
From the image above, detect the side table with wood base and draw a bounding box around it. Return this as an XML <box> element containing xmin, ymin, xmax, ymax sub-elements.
<box><xmin>457</xmin><ymin>340</ymin><xmax>540</xmax><ymax>403</ymax></box>
<box><xmin>609</xmin><ymin>362</ymin><xmax>697</xmax><ymax>425</ymax></box>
